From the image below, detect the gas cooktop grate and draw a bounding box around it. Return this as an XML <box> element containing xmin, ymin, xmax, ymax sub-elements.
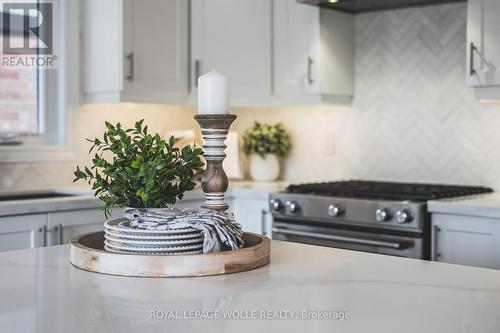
<box><xmin>286</xmin><ymin>180</ymin><xmax>493</xmax><ymax>201</ymax></box>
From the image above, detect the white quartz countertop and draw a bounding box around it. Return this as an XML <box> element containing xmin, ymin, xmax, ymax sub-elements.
<box><xmin>428</xmin><ymin>193</ymin><xmax>500</xmax><ymax>219</ymax></box>
<box><xmin>0</xmin><ymin>181</ymin><xmax>288</xmax><ymax>217</ymax></box>
<box><xmin>0</xmin><ymin>242</ymin><xmax>499</xmax><ymax>333</ymax></box>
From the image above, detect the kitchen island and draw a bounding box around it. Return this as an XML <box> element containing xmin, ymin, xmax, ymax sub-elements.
<box><xmin>0</xmin><ymin>241</ymin><xmax>499</xmax><ymax>333</ymax></box>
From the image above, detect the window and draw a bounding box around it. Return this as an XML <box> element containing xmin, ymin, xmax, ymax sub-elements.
<box><xmin>0</xmin><ymin>54</ymin><xmax>39</xmax><ymax>135</ymax></box>
<box><xmin>0</xmin><ymin>0</ymin><xmax>78</xmax><ymax>161</ymax></box>
<box><xmin>0</xmin><ymin>11</ymin><xmax>40</xmax><ymax>140</ymax></box>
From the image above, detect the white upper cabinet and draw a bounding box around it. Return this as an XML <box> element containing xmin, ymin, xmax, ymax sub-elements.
<box><xmin>83</xmin><ymin>0</ymin><xmax>354</xmax><ymax>106</ymax></box>
<box><xmin>273</xmin><ymin>0</ymin><xmax>354</xmax><ymax>103</ymax></box>
<box><xmin>190</xmin><ymin>0</ymin><xmax>272</xmax><ymax>106</ymax></box>
<box><xmin>466</xmin><ymin>0</ymin><xmax>500</xmax><ymax>98</ymax></box>
<box><xmin>83</xmin><ymin>0</ymin><xmax>189</xmax><ymax>104</ymax></box>
<box><xmin>273</xmin><ymin>0</ymin><xmax>320</xmax><ymax>96</ymax></box>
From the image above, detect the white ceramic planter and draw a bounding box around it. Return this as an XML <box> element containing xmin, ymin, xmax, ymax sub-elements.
<box><xmin>249</xmin><ymin>154</ymin><xmax>280</xmax><ymax>182</ymax></box>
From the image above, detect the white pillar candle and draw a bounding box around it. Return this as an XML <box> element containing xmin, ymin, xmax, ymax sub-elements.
<box><xmin>197</xmin><ymin>70</ymin><xmax>229</xmax><ymax>114</ymax></box>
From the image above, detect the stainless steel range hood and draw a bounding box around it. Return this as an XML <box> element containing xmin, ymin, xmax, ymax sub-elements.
<box><xmin>297</xmin><ymin>0</ymin><xmax>466</xmax><ymax>14</ymax></box>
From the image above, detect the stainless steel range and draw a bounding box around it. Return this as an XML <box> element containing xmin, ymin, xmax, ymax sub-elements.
<box><xmin>270</xmin><ymin>181</ymin><xmax>492</xmax><ymax>260</ymax></box>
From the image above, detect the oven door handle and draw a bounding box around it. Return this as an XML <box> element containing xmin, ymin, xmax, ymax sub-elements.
<box><xmin>272</xmin><ymin>228</ymin><xmax>405</xmax><ymax>249</ymax></box>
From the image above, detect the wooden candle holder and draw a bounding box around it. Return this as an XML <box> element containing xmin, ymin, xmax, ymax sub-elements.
<box><xmin>194</xmin><ymin>114</ymin><xmax>237</xmax><ymax>211</ymax></box>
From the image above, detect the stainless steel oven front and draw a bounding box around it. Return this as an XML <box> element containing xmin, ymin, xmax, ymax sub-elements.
<box><xmin>272</xmin><ymin>220</ymin><xmax>424</xmax><ymax>259</ymax></box>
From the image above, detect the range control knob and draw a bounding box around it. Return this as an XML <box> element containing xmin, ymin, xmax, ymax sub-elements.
<box><xmin>270</xmin><ymin>199</ymin><xmax>283</xmax><ymax>211</ymax></box>
<box><xmin>396</xmin><ymin>209</ymin><xmax>414</xmax><ymax>224</ymax></box>
<box><xmin>286</xmin><ymin>200</ymin><xmax>300</xmax><ymax>213</ymax></box>
<box><xmin>328</xmin><ymin>204</ymin><xmax>345</xmax><ymax>217</ymax></box>
<box><xmin>375</xmin><ymin>208</ymin><xmax>392</xmax><ymax>222</ymax></box>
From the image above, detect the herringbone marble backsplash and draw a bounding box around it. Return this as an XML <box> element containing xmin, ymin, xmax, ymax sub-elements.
<box><xmin>333</xmin><ymin>2</ymin><xmax>500</xmax><ymax>189</ymax></box>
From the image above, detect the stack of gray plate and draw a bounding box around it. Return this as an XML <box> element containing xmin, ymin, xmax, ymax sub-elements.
<box><xmin>103</xmin><ymin>218</ymin><xmax>204</xmax><ymax>254</ymax></box>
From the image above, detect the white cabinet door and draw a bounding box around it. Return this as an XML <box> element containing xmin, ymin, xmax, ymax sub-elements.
<box><xmin>273</xmin><ymin>0</ymin><xmax>320</xmax><ymax>96</ymax></box>
<box><xmin>319</xmin><ymin>9</ymin><xmax>355</xmax><ymax>98</ymax></box>
<box><xmin>466</xmin><ymin>0</ymin><xmax>500</xmax><ymax>87</ymax></box>
<box><xmin>122</xmin><ymin>0</ymin><xmax>189</xmax><ymax>100</ymax></box>
<box><xmin>82</xmin><ymin>0</ymin><xmax>124</xmax><ymax>102</ymax></box>
<box><xmin>83</xmin><ymin>0</ymin><xmax>189</xmax><ymax>103</ymax></box>
<box><xmin>173</xmin><ymin>195</ymin><xmax>272</xmax><ymax>236</ymax></box>
<box><xmin>232</xmin><ymin>198</ymin><xmax>271</xmax><ymax>236</ymax></box>
<box><xmin>47</xmin><ymin>208</ymin><xmax>123</xmax><ymax>246</ymax></box>
<box><xmin>191</xmin><ymin>0</ymin><xmax>272</xmax><ymax>104</ymax></box>
<box><xmin>273</xmin><ymin>1</ymin><xmax>354</xmax><ymax>101</ymax></box>
<box><xmin>0</xmin><ymin>214</ymin><xmax>47</xmax><ymax>252</ymax></box>
<box><xmin>432</xmin><ymin>213</ymin><xmax>500</xmax><ymax>269</ymax></box>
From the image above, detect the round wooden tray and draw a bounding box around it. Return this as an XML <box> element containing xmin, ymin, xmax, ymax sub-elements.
<box><xmin>70</xmin><ymin>231</ymin><xmax>271</xmax><ymax>277</ymax></box>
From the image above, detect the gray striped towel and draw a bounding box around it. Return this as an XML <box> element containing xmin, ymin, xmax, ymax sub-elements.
<box><xmin>124</xmin><ymin>207</ymin><xmax>244</xmax><ymax>253</ymax></box>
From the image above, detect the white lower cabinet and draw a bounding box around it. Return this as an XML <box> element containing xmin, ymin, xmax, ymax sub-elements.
<box><xmin>0</xmin><ymin>190</ymin><xmax>274</xmax><ymax>252</ymax></box>
<box><xmin>173</xmin><ymin>197</ymin><xmax>205</xmax><ymax>210</ymax></box>
<box><xmin>174</xmin><ymin>193</ymin><xmax>272</xmax><ymax>237</ymax></box>
<box><xmin>432</xmin><ymin>213</ymin><xmax>500</xmax><ymax>269</ymax></box>
<box><xmin>0</xmin><ymin>208</ymin><xmax>124</xmax><ymax>252</ymax></box>
<box><xmin>47</xmin><ymin>208</ymin><xmax>123</xmax><ymax>246</ymax></box>
<box><xmin>172</xmin><ymin>190</ymin><xmax>274</xmax><ymax>237</ymax></box>
<box><xmin>232</xmin><ymin>197</ymin><xmax>272</xmax><ymax>237</ymax></box>
<box><xmin>0</xmin><ymin>214</ymin><xmax>47</xmax><ymax>252</ymax></box>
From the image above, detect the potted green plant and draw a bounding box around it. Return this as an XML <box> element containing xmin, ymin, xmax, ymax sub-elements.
<box><xmin>73</xmin><ymin>120</ymin><xmax>204</xmax><ymax>217</ymax></box>
<box><xmin>242</xmin><ymin>122</ymin><xmax>291</xmax><ymax>182</ymax></box>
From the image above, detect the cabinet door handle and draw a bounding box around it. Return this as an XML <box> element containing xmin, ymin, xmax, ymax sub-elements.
<box><xmin>307</xmin><ymin>57</ymin><xmax>314</xmax><ymax>84</ymax></box>
<box><xmin>38</xmin><ymin>225</ymin><xmax>47</xmax><ymax>247</ymax></box>
<box><xmin>194</xmin><ymin>60</ymin><xmax>201</xmax><ymax>87</ymax></box>
<box><xmin>54</xmin><ymin>223</ymin><xmax>63</xmax><ymax>245</ymax></box>
<box><xmin>469</xmin><ymin>43</ymin><xmax>477</xmax><ymax>76</ymax></box>
<box><xmin>126</xmin><ymin>52</ymin><xmax>134</xmax><ymax>81</ymax></box>
<box><xmin>261</xmin><ymin>210</ymin><xmax>267</xmax><ymax>236</ymax></box>
<box><xmin>433</xmin><ymin>225</ymin><xmax>441</xmax><ymax>261</ymax></box>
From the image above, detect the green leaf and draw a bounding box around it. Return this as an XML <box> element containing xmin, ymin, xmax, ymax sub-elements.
<box><xmin>131</xmin><ymin>155</ymin><xmax>144</xmax><ymax>169</ymax></box>
<box><xmin>169</xmin><ymin>135</ymin><xmax>175</xmax><ymax>147</ymax></box>
<box><xmin>105</xmin><ymin>121</ymin><xmax>115</xmax><ymax>131</ymax></box>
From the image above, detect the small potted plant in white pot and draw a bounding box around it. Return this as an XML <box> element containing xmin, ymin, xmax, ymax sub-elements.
<box><xmin>242</xmin><ymin>122</ymin><xmax>291</xmax><ymax>182</ymax></box>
